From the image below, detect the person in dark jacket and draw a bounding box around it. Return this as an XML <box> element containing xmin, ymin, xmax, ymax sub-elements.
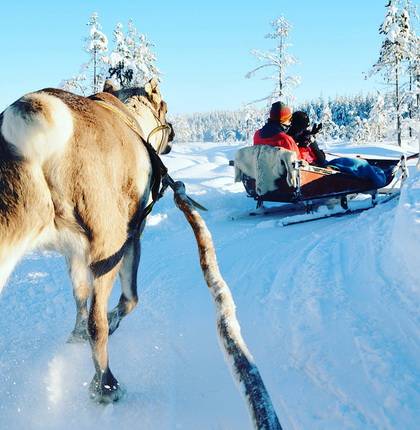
<box><xmin>287</xmin><ymin>111</ymin><xmax>326</xmax><ymax>166</ymax></box>
<box><xmin>288</xmin><ymin>111</ymin><xmax>386</xmax><ymax>186</ymax></box>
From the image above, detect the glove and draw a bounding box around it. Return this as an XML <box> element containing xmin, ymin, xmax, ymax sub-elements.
<box><xmin>311</xmin><ymin>123</ymin><xmax>322</xmax><ymax>135</ymax></box>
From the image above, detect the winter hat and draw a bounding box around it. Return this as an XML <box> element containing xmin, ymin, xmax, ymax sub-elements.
<box><xmin>289</xmin><ymin>111</ymin><xmax>310</xmax><ymax>135</ymax></box>
<box><xmin>269</xmin><ymin>101</ymin><xmax>292</xmax><ymax>125</ymax></box>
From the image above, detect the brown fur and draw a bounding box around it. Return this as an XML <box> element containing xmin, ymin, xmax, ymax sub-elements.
<box><xmin>0</xmin><ymin>119</ymin><xmax>54</xmax><ymax>249</ymax></box>
<box><xmin>0</xmin><ymin>82</ymin><xmax>173</xmax><ymax>402</ymax></box>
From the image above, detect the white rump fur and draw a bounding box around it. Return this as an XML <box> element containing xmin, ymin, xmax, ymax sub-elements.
<box><xmin>234</xmin><ymin>145</ymin><xmax>298</xmax><ymax>195</ymax></box>
<box><xmin>0</xmin><ymin>240</ymin><xmax>30</xmax><ymax>293</ymax></box>
<box><xmin>1</xmin><ymin>92</ymin><xmax>73</xmax><ymax>163</ymax></box>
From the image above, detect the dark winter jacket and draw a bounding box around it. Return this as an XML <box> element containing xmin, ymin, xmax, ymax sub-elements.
<box><xmin>288</xmin><ymin>128</ymin><xmax>326</xmax><ymax>166</ymax></box>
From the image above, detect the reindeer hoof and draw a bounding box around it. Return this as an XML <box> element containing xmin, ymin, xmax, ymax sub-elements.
<box><xmin>107</xmin><ymin>311</ymin><xmax>121</xmax><ymax>336</ymax></box>
<box><xmin>66</xmin><ymin>329</ymin><xmax>89</xmax><ymax>344</ymax></box>
<box><xmin>89</xmin><ymin>372</ymin><xmax>125</xmax><ymax>404</ymax></box>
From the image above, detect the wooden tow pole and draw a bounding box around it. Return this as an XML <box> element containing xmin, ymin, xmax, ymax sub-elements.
<box><xmin>172</xmin><ymin>181</ymin><xmax>283</xmax><ymax>430</ymax></box>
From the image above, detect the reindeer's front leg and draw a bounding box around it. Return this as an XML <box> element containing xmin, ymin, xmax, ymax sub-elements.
<box><xmin>108</xmin><ymin>235</ymin><xmax>141</xmax><ymax>335</ymax></box>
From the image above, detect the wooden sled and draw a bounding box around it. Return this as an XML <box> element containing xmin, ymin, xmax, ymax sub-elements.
<box><xmin>231</xmin><ymin>153</ymin><xmax>418</xmax><ymax>224</ymax></box>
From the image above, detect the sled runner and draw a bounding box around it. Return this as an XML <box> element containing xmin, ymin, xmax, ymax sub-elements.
<box><xmin>232</xmin><ymin>152</ymin><xmax>418</xmax><ymax>225</ymax></box>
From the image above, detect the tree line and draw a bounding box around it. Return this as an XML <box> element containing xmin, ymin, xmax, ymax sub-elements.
<box><xmin>63</xmin><ymin>2</ymin><xmax>418</xmax><ymax>145</ymax></box>
<box><xmin>169</xmin><ymin>92</ymin><xmax>411</xmax><ymax>144</ymax></box>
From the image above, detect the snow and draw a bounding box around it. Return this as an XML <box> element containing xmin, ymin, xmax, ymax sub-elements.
<box><xmin>391</xmin><ymin>173</ymin><xmax>420</xmax><ymax>285</ymax></box>
<box><xmin>0</xmin><ymin>141</ymin><xmax>419</xmax><ymax>429</ymax></box>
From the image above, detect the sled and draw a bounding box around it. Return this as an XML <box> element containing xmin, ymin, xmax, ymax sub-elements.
<box><xmin>232</xmin><ymin>153</ymin><xmax>418</xmax><ymax>225</ymax></box>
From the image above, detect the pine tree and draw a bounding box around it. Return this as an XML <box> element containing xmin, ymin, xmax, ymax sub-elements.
<box><xmin>62</xmin><ymin>12</ymin><xmax>108</xmax><ymax>95</ymax></box>
<box><xmin>400</xmin><ymin>0</ymin><xmax>420</xmax><ymax>137</ymax></box>
<box><xmin>105</xmin><ymin>21</ymin><xmax>159</xmax><ymax>88</ymax></box>
<box><xmin>85</xmin><ymin>12</ymin><xmax>108</xmax><ymax>93</ymax></box>
<box><xmin>241</xmin><ymin>104</ymin><xmax>264</xmax><ymax>142</ymax></box>
<box><xmin>351</xmin><ymin>117</ymin><xmax>371</xmax><ymax>144</ymax></box>
<box><xmin>368</xmin><ymin>93</ymin><xmax>391</xmax><ymax>140</ymax></box>
<box><xmin>246</xmin><ymin>16</ymin><xmax>300</xmax><ymax>106</ymax></box>
<box><xmin>128</xmin><ymin>19</ymin><xmax>160</xmax><ymax>85</ymax></box>
<box><xmin>105</xmin><ymin>23</ymin><xmax>133</xmax><ymax>87</ymax></box>
<box><xmin>319</xmin><ymin>104</ymin><xmax>338</xmax><ymax>141</ymax></box>
<box><xmin>307</xmin><ymin>104</ymin><xmax>318</xmax><ymax>124</ymax></box>
<box><xmin>170</xmin><ymin>115</ymin><xmax>190</xmax><ymax>142</ymax></box>
<box><xmin>369</xmin><ymin>0</ymin><xmax>418</xmax><ymax>146</ymax></box>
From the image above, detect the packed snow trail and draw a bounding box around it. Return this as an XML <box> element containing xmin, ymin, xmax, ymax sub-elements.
<box><xmin>0</xmin><ymin>142</ymin><xmax>418</xmax><ymax>429</ymax></box>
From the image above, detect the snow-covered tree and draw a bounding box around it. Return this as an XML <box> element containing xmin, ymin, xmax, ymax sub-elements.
<box><xmin>400</xmin><ymin>1</ymin><xmax>420</xmax><ymax>137</ymax></box>
<box><xmin>105</xmin><ymin>21</ymin><xmax>159</xmax><ymax>88</ymax></box>
<box><xmin>61</xmin><ymin>64</ymin><xmax>89</xmax><ymax>95</ymax></box>
<box><xmin>307</xmin><ymin>103</ymin><xmax>318</xmax><ymax>124</ymax></box>
<box><xmin>246</xmin><ymin>16</ymin><xmax>300</xmax><ymax>106</ymax></box>
<box><xmin>240</xmin><ymin>104</ymin><xmax>264</xmax><ymax>142</ymax></box>
<box><xmin>85</xmin><ymin>12</ymin><xmax>108</xmax><ymax>93</ymax></box>
<box><xmin>350</xmin><ymin>117</ymin><xmax>370</xmax><ymax>143</ymax></box>
<box><xmin>318</xmin><ymin>104</ymin><xmax>338</xmax><ymax>141</ymax></box>
<box><xmin>367</xmin><ymin>93</ymin><xmax>391</xmax><ymax>140</ymax></box>
<box><xmin>128</xmin><ymin>19</ymin><xmax>160</xmax><ymax>84</ymax></box>
<box><xmin>369</xmin><ymin>0</ymin><xmax>419</xmax><ymax>146</ymax></box>
<box><xmin>170</xmin><ymin>115</ymin><xmax>191</xmax><ymax>142</ymax></box>
<box><xmin>105</xmin><ymin>23</ymin><xmax>133</xmax><ymax>87</ymax></box>
<box><xmin>62</xmin><ymin>12</ymin><xmax>108</xmax><ymax>95</ymax></box>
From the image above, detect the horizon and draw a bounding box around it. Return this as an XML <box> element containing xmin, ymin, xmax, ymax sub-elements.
<box><xmin>0</xmin><ymin>1</ymin><xmax>415</xmax><ymax>114</ymax></box>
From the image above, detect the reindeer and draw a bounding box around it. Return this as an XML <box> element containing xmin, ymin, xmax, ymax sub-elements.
<box><xmin>0</xmin><ymin>78</ymin><xmax>174</xmax><ymax>403</ymax></box>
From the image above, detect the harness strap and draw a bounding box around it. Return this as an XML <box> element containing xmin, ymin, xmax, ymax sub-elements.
<box><xmin>92</xmin><ymin>98</ymin><xmax>207</xmax><ymax>232</ymax></box>
<box><xmin>93</xmin><ymin>99</ymin><xmax>147</xmax><ymax>141</ymax></box>
<box><xmin>147</xmin><ymin>124</ymin><xmax>171</xmax><ymax>154</ymax></box>
<box><xmin>92</xmin><ymin>99</ymin><xmax>166</xmax><ymax>224</ymax></box>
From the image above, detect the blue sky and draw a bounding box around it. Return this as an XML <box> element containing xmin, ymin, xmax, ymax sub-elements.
<box><xmin>1</xmin><ymin>1</ymin><xmax>391</xmax><ymax>114</ymax></box>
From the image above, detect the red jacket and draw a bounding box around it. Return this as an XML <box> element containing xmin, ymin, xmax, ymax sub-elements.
<box><xmin>298</xmin><ymin>146</ymin><xmax>317</xmax><ymax>165</ymax></box>
<box><xmin>253</xmin><ymin>127</ymin><xmax>318</xmax><ymax>164</ymax></box>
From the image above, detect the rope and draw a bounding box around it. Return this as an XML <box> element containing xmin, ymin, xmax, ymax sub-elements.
<box><xmin>172</xmin><ymin>181</ymin><xmax>281</xmax><ymax>430</ymax></box>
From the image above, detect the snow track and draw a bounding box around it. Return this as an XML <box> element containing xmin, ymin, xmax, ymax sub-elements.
<box><xmin>0</xmin><ymin>142</ymin><xmax>419</xmax><ymax>429</ymax></box>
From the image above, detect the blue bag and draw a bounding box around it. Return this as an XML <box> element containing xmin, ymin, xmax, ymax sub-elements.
<box><xmin>327</xmin><ymin>157</ymin><xmax>387</xmax><ymax>188</ymax></box>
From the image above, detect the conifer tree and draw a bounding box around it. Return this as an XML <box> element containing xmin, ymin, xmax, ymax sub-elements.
<box><xmin>105</xmin><ymin>21</ymin><xmax>160</xmax><ymax>88</ymax></box>
<box><xmin>400</xmin><ymin>0</ymin><xmax>420</xmax><ymax>137</ymax></box>
<box><xmin>319</xmin><ymin>104</ymin><xmax>338</xmax><ymax>141</ymax></box>
<box><xmin>62</xmin><ymin>12</ymin><xmax>108</xmax><ymax>95</ymax></box>
<box><xmin>85</xmin><ymin>12</ymin><xmax>108</xmax><ymax>93</ymax></box>
<box><xmin>106</xmin><ymin>23</ymin><xmax>133</xmax><ymax>87</ymax></box>
<box><xmin>368</xmin><ymin>93</ymin><xmax>391</xmax><ymax>140</ymax></box>
<box><xmin>369</xmin><ymin>0</ymin><xmax>418</xmax><ymax>146</ymax></box>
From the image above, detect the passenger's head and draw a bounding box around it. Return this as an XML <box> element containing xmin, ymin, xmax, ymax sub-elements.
<box><xmin>288</xmin><ymin>111</ymin><xmax>309</xmax><ymax>137</ymax></box>
<box><xmin>269</xmin><ymin>101</ymin><xmax>292</xmax><ymax>126</ymax></box>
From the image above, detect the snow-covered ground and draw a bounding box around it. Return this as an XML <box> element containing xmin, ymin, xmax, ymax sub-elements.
<box><xmin>0</xmin><ymin>141</ymin><xmax>419</xmax><ymax>430</ymax></box>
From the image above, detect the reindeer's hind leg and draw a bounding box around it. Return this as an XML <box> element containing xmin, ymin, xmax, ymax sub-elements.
<box><xmin>88</xmin><ymin>262</ymin><xmax>124</xmax><ymax>403</ymax></box>
<box><xmin>67</xmin><ymin>254</ymin><xmax>91</xmax><ymax>343</ymax></box>
<box><xmin>108</xmin><ymin>235</ymin><xmax>141</xmax><ymax>336</ymax></box>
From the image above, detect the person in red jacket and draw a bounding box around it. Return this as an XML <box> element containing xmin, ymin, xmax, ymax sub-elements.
<box><xmin>254</xmin><ymin>102</ymin><xmax>324</xmax><ymax>166</ymax></box>
<box><xmin>253</xmin><ymin>102</ymin><xmax>299</xmax><ymax>155</ymax></box>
